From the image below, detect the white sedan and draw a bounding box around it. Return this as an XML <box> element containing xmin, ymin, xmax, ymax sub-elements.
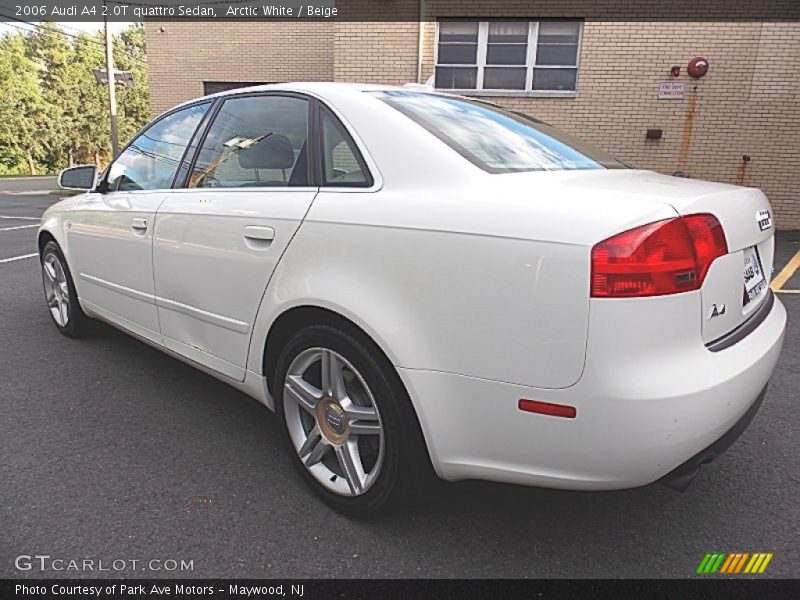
<box><xmin>41</xmin><ymin>83</ymin><xmax>786</xmax><ymax>514</ymax></box>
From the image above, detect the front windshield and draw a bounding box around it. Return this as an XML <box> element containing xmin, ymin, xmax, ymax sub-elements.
<box><xmin>373</xmin><ymin>90</ymin><xmax>626</xmax><ymax>173</ymax></box>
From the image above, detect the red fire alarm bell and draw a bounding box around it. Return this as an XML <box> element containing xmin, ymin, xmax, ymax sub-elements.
<box><xmin>688</xmin><ymin>57</ymin><xmax>709</xmax><ymax>78</ymax></box>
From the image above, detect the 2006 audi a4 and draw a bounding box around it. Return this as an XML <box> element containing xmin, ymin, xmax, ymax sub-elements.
<box><xmin>41</xmin><ymin>83</ymin><xmax>786</xmax><ymax>514</ymax></box>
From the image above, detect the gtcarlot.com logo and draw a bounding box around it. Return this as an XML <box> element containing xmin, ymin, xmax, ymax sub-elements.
<box><xmin>696</xmin><ymin>552</ymin><xmax>773</xmax><ymax>574</ymax></box>
<box><xmin>15</xmin><ymin>554</ymin><xmax>194</xmax><ymax>572</ymax></box>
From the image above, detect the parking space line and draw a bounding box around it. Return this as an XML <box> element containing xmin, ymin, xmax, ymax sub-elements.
<box><xmin>0</xmin><ymin>253</ymin><xmax>38</xmax><ymax>264</ymax></box>
<box><xmin>771</xmin><ymin>249</ymin><xmax>800</xmax><ymax>293</ymax></box>
<box><xmin>0</xmin><ymin>224</ymin><xmax>39</xmax><ymax>231</ymax></box>
<box><xmin>0</xmin><ymin>215</ymin><xmax>41</xmax><ymax>220</ymax></box>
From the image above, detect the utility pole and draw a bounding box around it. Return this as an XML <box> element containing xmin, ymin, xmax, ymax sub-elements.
<box><xmin>104</xmin><ymin>2</ymin><xmax>119</xmax><ymax>157</ymax></box>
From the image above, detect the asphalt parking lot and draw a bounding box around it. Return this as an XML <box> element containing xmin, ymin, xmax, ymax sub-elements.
<box><xmin>1</xmin><ymin>180</ymin><xmax>799</xmax><ymax>579</ymax></box>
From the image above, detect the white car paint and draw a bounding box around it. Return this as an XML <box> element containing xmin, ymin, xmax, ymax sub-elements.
<box><xmin>68</xmin><ymin>190</ymin><xmax>166</xmax><ymax>345</ymax></box>
<box><xmin>152</xmin><ymin>187</ymin><xmax>317</xmax><ymax>381</ymax></box>
<box><xmin>40</xmin><ymin>82</ymin><xmax>786</xmax><ymax>491</ymax></box>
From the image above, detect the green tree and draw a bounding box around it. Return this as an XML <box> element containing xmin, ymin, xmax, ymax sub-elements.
<box><xmin>0</xmin><ymin>33</ymin><xmax>46</xmax><ymax>174</ymax></box>
<box><xmin>70</xmin><ymin>30</ymin><xmax>109</xmax><ymax>165</ymax></box>
<box><xmin>24</xmin><ymin>22</ymin><xmax>76</xmax><ymax>172</ymax></box>
<box><xmin>0</xmin><ymin>23</ymin><xmax>150</xmax><ymax>174</ymax></box>
<box><xmin>115</xmin><ymin>24</ymin><xmax>150</xmax><ymax>146</ymax></box>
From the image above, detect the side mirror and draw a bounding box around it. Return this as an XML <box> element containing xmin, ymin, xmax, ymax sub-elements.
<box><xmin>58</xmin><ymin>165</ymin><xmax>98</xmax><ymax>191</ymax></box>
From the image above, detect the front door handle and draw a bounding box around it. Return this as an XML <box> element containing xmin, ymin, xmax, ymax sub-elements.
<box><xmin>243</xmin><ymin>225</ymin><xmax>275</xmax><ymax>241</ymax></box>
<box><xmin>131</xmin><ymin>217</ymin><xmax>148</xmax><ymax>231</ymax></box>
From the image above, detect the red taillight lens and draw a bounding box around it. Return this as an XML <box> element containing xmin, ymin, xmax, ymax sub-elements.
<box><xmin>591</xmin><ymin>213</ymin><xmax>727</xmax><ymax>298</ymax></box>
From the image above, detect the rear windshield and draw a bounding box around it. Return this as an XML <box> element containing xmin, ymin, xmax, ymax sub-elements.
<box><xmin>373</xmin><ymin>90</ymin><xmax>626</xmax><ymax>173</ymax></box>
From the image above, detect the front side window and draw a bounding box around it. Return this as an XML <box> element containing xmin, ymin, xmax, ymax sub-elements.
<box><xmin>376</xmin><ymin>91</ymin><xmax>626</xmax><ymax>173</ymax></box>
<box><xmin>189</xmin><ymin>95</ymin><xmax>309</xmax><ymax>188</ymax></box>
<box><xmin>106</xmin><ymin>102</ymin><xmax>209</xmax><ymax>192</ymax></box>
<box><xmin>435</xmin><ymin>20</ymin><xmax>582</xmax><ymax>93</ymax></box>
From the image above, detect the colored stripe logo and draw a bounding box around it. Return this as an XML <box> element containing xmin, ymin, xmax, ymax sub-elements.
<box><xmin>696</xmin><ymin>552</ymin><xmax>773</xmax><ymax>574</ymax></box>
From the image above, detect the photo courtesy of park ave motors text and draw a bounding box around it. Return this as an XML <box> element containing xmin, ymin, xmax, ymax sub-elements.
<box><xmin>1</xmin><ymin>0</ymin><xmax>800</xmax><ymax>591</ymax></box>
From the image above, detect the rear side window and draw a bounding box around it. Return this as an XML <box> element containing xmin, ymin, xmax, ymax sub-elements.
<box><xmin>189</xmin><ymin>95</ymin><xmax>309</xmax><ymax>188</ymax></box>
<box><xmin>374</xmin><ymin>90</ymin><xmax>626</xmax><ymax>173</ymax></box>
<box><xmin>319</xmin><ymin>108</ymin><xmax>372</xmax><ymax>187</ymax></box>
<box><xmin>106</xmin><ymin>102</ymin><xmax>209</xmax><ymax>192</ymax></box>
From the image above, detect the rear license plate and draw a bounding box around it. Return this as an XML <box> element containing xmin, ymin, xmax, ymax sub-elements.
<box><xmin>743</xmin><ymin>245</ymin><xmax>766</xmax><ymax>306</ymax></box>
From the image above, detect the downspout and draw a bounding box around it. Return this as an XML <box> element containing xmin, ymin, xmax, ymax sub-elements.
<box><xmin>416</xmin><ymin>0</ymin><xmax>426</xmax><ymax>83</ymax></box>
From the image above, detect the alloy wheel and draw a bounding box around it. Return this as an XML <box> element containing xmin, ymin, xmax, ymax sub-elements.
<box><xmin>283</xmin><ymin>347</ymin><xmax>384</xmax><ymax>496</ymax></box>
<box><xmin>42</xmin><ymin>253</ymin><xmax>70</xmax><ymax>327</ymax></box>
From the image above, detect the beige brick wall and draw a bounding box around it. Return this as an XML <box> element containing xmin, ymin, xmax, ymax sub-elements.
<box><xmin>333</xmin><ymin>21</ymin><xmax>419</xmax><ymax>84</ymax></box>
<box><xmin>145</xmin><ymin>7</ymin><xmax>800</xmax><ymax>228</ymax></box>
<box><xmin>144</xmin><ymin>21</ymin><xmax>334</xmax><ymax>114</ymax></box>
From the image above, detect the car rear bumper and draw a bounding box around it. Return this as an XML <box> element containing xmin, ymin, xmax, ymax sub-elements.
<box><xmin>397</xmin><ymin>292</ymin><xmax>786</xmax><ymax>490</ymax></box>
<box><xmin>659</xmin><ymin>384</ymin><xmax>767</xmax><ymax>491</ymax></box>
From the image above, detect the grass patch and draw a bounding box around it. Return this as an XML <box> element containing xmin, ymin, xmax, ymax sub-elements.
<box><xmin>0</xmin><ymin>174</ymin><xmax>56</xmax><ymax>179</ymax></box>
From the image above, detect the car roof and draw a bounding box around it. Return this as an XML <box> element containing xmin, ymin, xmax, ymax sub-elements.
<box><xmin>171</xmin><ymin>82</ymin><xmax>415</xmax><ymax>112</ymax></box>
<box><xmin>162</xmin><ymin>82</ymin><xmax>480</xmax><ymax>188</ymax></box>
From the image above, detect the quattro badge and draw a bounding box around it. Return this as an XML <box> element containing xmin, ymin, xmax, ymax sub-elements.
<box><xmin>756</xmin><ymin>209</ymin><xmax>772</xmax><ymax>231</ymax></box>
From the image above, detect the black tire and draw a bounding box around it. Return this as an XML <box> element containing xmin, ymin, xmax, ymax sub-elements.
<box><xmin>40</xmin><ymin>240</ymin><xmax>90</xmax><ymax>338</ymax></box>
<box><xmin>274</xmin><ymin>323</ymin><xmax>432</xmax><ymax>516</ymax></box>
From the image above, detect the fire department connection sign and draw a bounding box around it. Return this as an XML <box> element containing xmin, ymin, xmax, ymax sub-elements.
<box><xmin>658</xmin><ymin>81</ymin><xmax>685</xmax><ymax>99</ymax></box>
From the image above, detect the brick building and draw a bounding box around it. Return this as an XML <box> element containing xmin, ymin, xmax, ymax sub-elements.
<box><xmin>144</xmin><ymin>1</ymin><xmax>800</xmax><ymax>228</ymax></box>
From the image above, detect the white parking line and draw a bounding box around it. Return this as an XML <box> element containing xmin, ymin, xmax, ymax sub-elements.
<box><xmin>0</xmin><ymin>215</ymin><xmax>42</xmax><ymax>220</ymax></box>
<box><xmin>0</xmin><ymin>253</ymin><xmax>38</xmax><ymax>264</ymax></box>
<box><xmin>0</xmin><ymin>224</ymin><xmax>39</xmax><ymax>231</ymax></box>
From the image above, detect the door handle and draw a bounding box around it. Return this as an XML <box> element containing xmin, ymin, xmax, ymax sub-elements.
<box><xmin>131</xmin><ymin>217</ymin><xmax>148</xmax><ymax>231</ymax></box>
<box><xmin>243</xmin><ymin>225</ymin><xmax>275</xmax><ymax>241</ymax></box>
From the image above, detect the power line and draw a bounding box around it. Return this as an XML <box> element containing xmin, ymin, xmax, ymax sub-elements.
<box><xmin>107</xmin><ymin>0</ymin><xmax>256</xmax><ymax>6</ymax></box>
<box><xmin>0</xmin><ymin>13</ymin><xmax>148</xmax><ymax>66</ymax></box>
<box><xmin>59</xmin><ymin>19</ymin><xmax>143</xmax><ymax>39</ymax></box>
<box><xmin>4</xmin><ymin>16</ymin><xmax>148</xmax><ymax>67</ymax></box>
<box><xmin>0</xmin><ymin>13</ymin><xmax>148</xmax><ymax>67</ymax></box>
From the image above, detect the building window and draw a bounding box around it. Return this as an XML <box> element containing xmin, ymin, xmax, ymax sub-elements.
<box><xmin>435</xmin><ymin>20</ymin><xmax>582</xmax><ymax>93</ymax></box>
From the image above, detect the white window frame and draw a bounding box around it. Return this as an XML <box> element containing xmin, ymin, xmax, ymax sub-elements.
<box><xmin>434</xmin><ymin>20</ymin><xmax>583</xmax><ymax>98</ymax></box>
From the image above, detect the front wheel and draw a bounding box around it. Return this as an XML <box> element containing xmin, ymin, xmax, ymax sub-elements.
<box><xmin>274</xmin><ymin>323</ymin><xmax>430</xmax><ymax>515</ymax></box>
<box><xmin>40</xmin><ymin>240</ymin><xmax>90</xmax><ymax>337</ymax></box>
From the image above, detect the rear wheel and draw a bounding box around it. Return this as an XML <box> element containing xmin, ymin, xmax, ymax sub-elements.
<box><xmin>274</xmin><ymin>323</ymin><xmax>429</xmax><ymax>515</ymax></box>
<box><xmin>40</xmin><ymin>240</ymin><xmax>89</xmax><ymax>337</ymax></box>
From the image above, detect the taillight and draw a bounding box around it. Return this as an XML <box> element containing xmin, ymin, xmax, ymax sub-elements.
<box><xmin>591</xmin><ymin>213</ymin><xmax>727</xmax><ymax>298</ymax></box>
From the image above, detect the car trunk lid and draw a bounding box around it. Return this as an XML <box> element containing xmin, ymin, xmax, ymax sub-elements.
<box><xmin>545</xmin><ymin>169</ymin><xmax>775</xmax><ymax>343</ymax></box>
<box><xmin>665</xmin><ymin>181</ymin><xmax>775</xmax><ymax>344</ymax></box>
<box><xmin>494</xmin><ymin>169</ymin><xmax>775</xmax><ymax>344</ymax></box>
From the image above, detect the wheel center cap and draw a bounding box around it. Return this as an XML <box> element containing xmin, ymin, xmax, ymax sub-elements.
<box><xmin>316</xmin><ymin>398</ymin><xmax>348</xmax><ymax>443</ymax></box>
<box><xmin>325</xmin><ymin>403</ymin><xmax>346</xmax><ymax>435</ymax></box>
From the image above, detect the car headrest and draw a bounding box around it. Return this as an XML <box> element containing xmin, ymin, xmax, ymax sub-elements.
<box><xmin>238</xmin><ymin>133</ymin><xmax>295</xmax><ymax>170</ymax></box>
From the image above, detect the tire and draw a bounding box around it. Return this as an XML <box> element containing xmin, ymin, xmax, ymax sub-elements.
<box><xmin>274</xmin><ymin>323</ymin><xmax>431</xmax><ymax>515</ymax></box>
<box><xmin>40</xmin><ymin>240</ymin><xmax>90</xmax><ymax>338</ymax></box>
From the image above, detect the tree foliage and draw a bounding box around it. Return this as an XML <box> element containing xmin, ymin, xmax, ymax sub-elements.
<box><xmin>0</xmin><ymin>33</ymin><xmax>46</xmax><ymax>174</ymax></box>
<box><xmin>0</xmin><ymin>23</ymin><xmax>150</xmax><ymax>175</ymax></box>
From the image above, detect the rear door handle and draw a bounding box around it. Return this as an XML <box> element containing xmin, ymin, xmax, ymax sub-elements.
<box><xmin>243</xmin><ymin>225</ymin><xmax>275</xmax><ymax>241</ymax></box>
<box><xmin>131</xmin><ymin>217</ymin><xmax>148</xmax><ymax>231</ymax></box>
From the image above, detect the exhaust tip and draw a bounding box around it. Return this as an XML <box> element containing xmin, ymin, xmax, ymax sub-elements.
<box><xmin>661</xmin><ymin>468</ymin><xmax>699</xmax><ymax>492</ymax></box>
